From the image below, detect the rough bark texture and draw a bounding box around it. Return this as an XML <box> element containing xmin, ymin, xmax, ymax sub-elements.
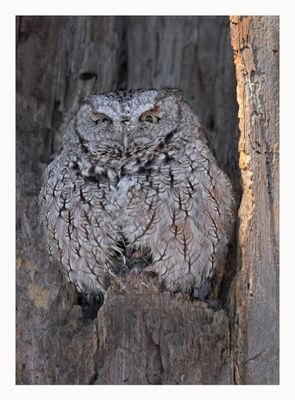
<box><xmin>16</xmin><ymin>16</ymin><xmax>278</xmax><ymax>385</ymax></box>
<box><xmin>229</xmin><ymin>16</ymin><xmax>279</xmax><ymax>384</ymax></box>
<box><xmin>95</xmin><ymin>277</ymin><xmax>232</xmax><ymax>385</ymax></box>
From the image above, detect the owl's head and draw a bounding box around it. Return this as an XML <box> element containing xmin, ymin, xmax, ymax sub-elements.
<box><xmin>69</xmin><ymin>89</ymin><xmax>186</xmax><ymax>159</ymax></box>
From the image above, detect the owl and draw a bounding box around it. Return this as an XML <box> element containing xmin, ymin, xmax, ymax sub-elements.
<box><xmin>40</xmin><ymin>89</ymin><xmax>235</xmax><ymax>302</ymax></box>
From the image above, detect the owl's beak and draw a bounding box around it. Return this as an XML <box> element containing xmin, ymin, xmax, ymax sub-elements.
<box><xmin>122</xmin><ymin>133</ymin><xmax>128</xmax><ymax>152</ymax></box>
<box><xmin>119</xmin><ymin>119</ymin><xmax>131</xmax><ymax>152</ymax></box>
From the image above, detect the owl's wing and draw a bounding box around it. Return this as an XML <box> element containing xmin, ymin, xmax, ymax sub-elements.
<box><xmin>133</xmin><ymin>139</ymin><xmax>236</xmax><ymax>294</ymax></box>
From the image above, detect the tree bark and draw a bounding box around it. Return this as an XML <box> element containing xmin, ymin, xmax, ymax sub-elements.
<box><xmin>229</xmin><ymin>16</ymin><xmax>279</xmax><ymax>384</ymax></box>
<box><xmin>16</xmin><ymin>16</ymin><xmax>278</xmax><ymax>385</ymax></box>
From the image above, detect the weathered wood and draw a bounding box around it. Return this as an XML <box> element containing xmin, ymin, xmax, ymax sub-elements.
<box><xmin>16</xmin><ymin>15</ymin><xmax>123</xmax><ymax>384</ymax></box>
<box><xmin>95</xmin><ymin>277</ymin><xmax>232</xmax><ymax>385</ymax></box>
<box><xmin>230</xmin><ymin>16</ymin><xmax>279</xmax><ymax>384</ymax></box>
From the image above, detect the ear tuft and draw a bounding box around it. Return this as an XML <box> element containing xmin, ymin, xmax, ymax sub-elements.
<box><xmin>160</xmin><ymin>88</ymin><xmax>183</xmax><ymax>100</ymax></box>
<box><xmin>79</xmin><ymin>96</ymin><xmax>91</xmax><ymax>106</ymax></box>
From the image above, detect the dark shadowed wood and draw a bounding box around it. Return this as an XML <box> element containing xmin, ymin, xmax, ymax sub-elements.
<box><xmin>125</xmin><ymin>16</ymin><xmax>239</xmax><ymax>183</ymax></box>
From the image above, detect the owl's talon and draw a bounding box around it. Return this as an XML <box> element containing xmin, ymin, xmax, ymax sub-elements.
<box><xmin>192</xmin><ymin>278</ymin><xmax>212</xmax><ymax>300</ymax></box>
<box><xmin>144</xmin><ymin>265</ymin><xmax>157</xmax><ymax>274</ymax></box>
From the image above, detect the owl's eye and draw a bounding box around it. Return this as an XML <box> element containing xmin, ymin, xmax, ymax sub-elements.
<box><xmin>139</xmin><ymin>113</ymin><xmax>160</xmax><ymax>124</ymax></box>
<box><xmin>91</xmin><ymin>111</ymin><xmax>112</xmax><ymax>124</ymax></box>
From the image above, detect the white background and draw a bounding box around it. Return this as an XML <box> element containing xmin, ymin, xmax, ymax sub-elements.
<box><xmin>1</xmin><ymin>0</ymin><xmax>291</xmax><ymax>397</ymax></box>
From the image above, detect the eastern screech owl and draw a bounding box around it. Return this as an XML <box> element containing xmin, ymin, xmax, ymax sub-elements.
<box><xmin>40</xmin><ymin>89</ymin><xmax>235</xmax><ymax>300</ymax></box>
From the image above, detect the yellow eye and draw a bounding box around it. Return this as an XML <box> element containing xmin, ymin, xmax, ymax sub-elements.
<box><xmin>91</xmin><ymin>111</ymin><xmax>112</xmax><ymax>124</ymax></box>
<box><xmin>139</xmin><ymin>112</ymin><xmax>160</xmax><ymax>124</ymax></box>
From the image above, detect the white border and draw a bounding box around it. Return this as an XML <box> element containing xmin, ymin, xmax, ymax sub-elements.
<box><xmin>1</xmin><ymin>0</ymin><xmax>282</xmax><ymax>15</ymax></box>
<box><xmin>1</xmin><ymin>0</ymin><xmax>293</xmax><ymax>398</ymax></box>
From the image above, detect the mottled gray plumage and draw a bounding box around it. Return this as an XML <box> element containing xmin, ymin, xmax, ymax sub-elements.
<box><xmin>40</xmin><ymin>89</ymin><xmax>235</xmax><ymax>298</ymax></box>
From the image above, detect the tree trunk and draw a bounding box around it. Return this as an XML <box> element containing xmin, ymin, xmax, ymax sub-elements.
<box><xmin>16</xmin><ymin>16</ymin><xmax>279</xmax><ymax>385</ymax></box>
<box><xmin>229</xmin><ymin>16</ymin><xmax>279</xmax><ymax>384</ymax></box>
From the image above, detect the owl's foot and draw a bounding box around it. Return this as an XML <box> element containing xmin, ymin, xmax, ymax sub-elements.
<box><xmin>192</xmin><ymin>278</ymin><xmax>222</xmax><ymax>310</ymax></box>
<box><xmin>192</xmin><ymin>278</ymin><xmax>212</xmax><ymax>300</ymax></box>
<box><xmin>129</xmin><ymin>266</ymin><xmax>145</xmax><ymax>276</ymax></box>
<box><xmin>143</xmin><ymin>264</ymin><xmax>157</xmax><ymax>274</ymax></box>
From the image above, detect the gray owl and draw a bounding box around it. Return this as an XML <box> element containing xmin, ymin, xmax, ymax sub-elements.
<box><xmin>40</xmin><ymin>89</ymin><xmax>235</xmax><ymax>301</ymax></box>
